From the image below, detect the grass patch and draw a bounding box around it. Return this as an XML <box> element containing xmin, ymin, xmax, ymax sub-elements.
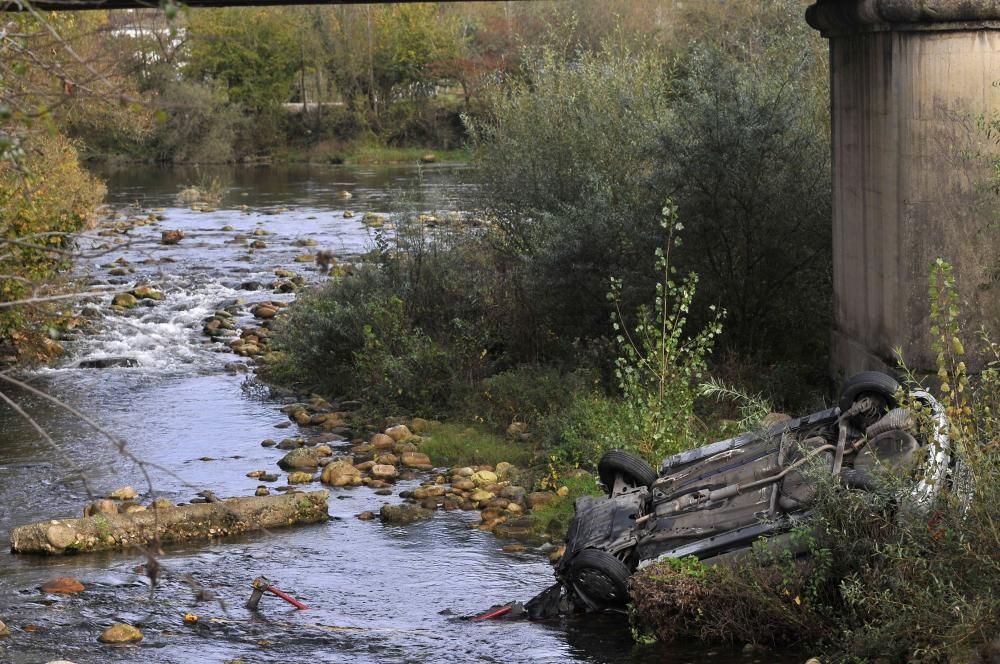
<box><xmin>527</xmin><ymin>472</ymin><xmax>603</xmax><ymax>539</ymax></box>
<box><xmin>417</xmin><ymin>423</ymin><xmax>532</xmax><ymax>468</ymax></box>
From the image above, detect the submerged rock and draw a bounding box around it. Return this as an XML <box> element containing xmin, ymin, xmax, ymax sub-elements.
<box><xmin>41</xmin><ymin>577</ymin><xmax>85</xmax><ymax>594</ymax></box>
<box><xmin>111</xmin><ymin>293</ymin><xmax>137</xmax><ymax>309</ymax></box>
<box><xmin>379</xmin><ymin>503</ymin><xmax>432</xmax><ymax>524</ymax></box>
<box><xmin>98</xmin><ymin>623</ymin><xmax>143</xmax><ymax>644</ymax></box>
<box><xmin>78</xmin><ymin>357</ymin><xmax>138</xmax><ymax>369</ymax></box>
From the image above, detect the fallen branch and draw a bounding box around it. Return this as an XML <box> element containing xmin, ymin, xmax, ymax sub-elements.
<box><xmin>10</xmin><ymin>490</ymin><xmax>329</xmax><ymax>555</ymax></box>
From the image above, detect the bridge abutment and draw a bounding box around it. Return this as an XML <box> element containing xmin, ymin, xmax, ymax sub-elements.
<box><xmin>807</xmin><ymin>1</ymin><xmax>1000</xmax><ymax>376</ymax></box>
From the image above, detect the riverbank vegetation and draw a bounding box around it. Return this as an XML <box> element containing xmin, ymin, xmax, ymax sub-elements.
<box><xmin>268</xmin><ymin>0</ymin><xmax>831</xmax><ymax>461</ymax></box>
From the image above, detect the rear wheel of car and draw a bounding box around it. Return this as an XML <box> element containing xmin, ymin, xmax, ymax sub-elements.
<box><xmin>838</xmin><ymin>371</ymin><xmax>900</xmax><ymax>413</ymax></box>
<box><xmin>568</xmin><ymin>548</ymin><xmax>632</xmax><ymax>609</ymax></box>
<box><xmin>597</xmin><ymin>450</ymin><xmax>657</xmax><ymax>496</ymax></box>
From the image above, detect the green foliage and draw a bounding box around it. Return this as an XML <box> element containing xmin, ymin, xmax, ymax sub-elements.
<box><xmin>654</xmin><ymin>1</ymin><xmax>831</xmax><ymax>361</ymax></box>
<box><xmin>148</xmin><ymin>80</ymin><xmax>245</xmax><ymax>163</ymax></box>
<box><xmin>466</xmin><ymin>45</ymin><xmax>671</xmax><ymax>356</ymax></box>
<box><xmin>467</xmin><ymin>365</ymin><xmax>594</xmax><ymax>430</ymax></box>
<box><xmin>0</xmin><ymin>131</ymin><xmax>105</xmax><ymax>358</ymax></box>
<box><xmin>186</xmin><ymin>8</ymin><xmax>301</xmax><ymax>116</ymax></box>
<box><xmin>526</xmin><ymin>471</ymin><xmax>602</xmax><ymax>540</ymax></box>
<box><xmin>417</xmin><ymin>423</ymin><xmax>532</xmax><ymax>469</ymax></box>
<box><xmin>608</xmin><ymin>204</ymin><xmax>723</xmax><ymax>464</ymax></box>
<box><xmin>268</xmin><ymin>219</ymin><xmax>498</xmax><ymax>418</ymax></box>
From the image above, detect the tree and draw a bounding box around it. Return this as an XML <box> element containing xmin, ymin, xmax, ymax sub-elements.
<box><xmin>184</xmin><ymin>8</ymin><xmax>300</xmax><ymax>124</ymax></box>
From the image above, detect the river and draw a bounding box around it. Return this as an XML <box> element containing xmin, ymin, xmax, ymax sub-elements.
<box><xmin>0</xmin><ymin>163</ymin><xmax>794</xmax><ymax>664</ymax></box>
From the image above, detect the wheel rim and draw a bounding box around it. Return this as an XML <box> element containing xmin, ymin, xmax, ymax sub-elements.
<box><xmin>572</xmin><ymin>567</ymin><xmax>626</xmax><ymax>604</ymax></box>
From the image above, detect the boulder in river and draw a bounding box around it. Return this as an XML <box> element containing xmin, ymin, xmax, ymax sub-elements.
<box><xmin>379</xmin><ymin>503</ymin><xmax>431</xmax><ymax>524</ymax></box>
<box><xmin>98</xmin><ymin>623</ymin><xmax>143</xmax><ymax>644</ymax></box>
<box><xmin>370</xmin><ymin>464</ymin><xmax>397</xmax><ymax>480</ymax></box>
<box><xmin>111</xmin><ymin>293</ymin><xmax>137</xmax><ymax>309</ymax></box>
<box><xmin>41</xmin><ymin>577</ymin><xmax>85</xmax><ymax>594</ymax></box>
<box><xmin>277</xmin><ymin>448</ymin><xmax>319</xmax><ymax>471</ymax></box>
<box><xmin>109</xmin><ymin>486</ymin><xmax>137</xmax><ymax>500</ymax></box>
<box><xmin>131</xmin><ymin>285</ymin><xmax>163</xmax><ymax>301</ymax></box>
<box><xmin>78</xmin><ymin>357</ymin><xmax>138</xmax><ymax>369</ymax></box>
<box><xmin>160</xmin><ymin>230</ymin><xmax>184</xmax><ymax>245</ymax></box>
<box><xmin>0</xmin><ymin>619</ymin><xmax>8</xmax><ymax>637</ymax></box>
<box><xmin>321</xmin><ymin>459</ymin><xmax>362</xmax><ymax>487</ymax></box>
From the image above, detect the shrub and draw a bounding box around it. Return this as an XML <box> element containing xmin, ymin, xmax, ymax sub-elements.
<box><xmin>268</xmin><ymin>220</ymin><xmax>499</xmax><ymax>417</ymax></box>
<box><xmin>0</xmin><ymin>130</ymin><xmax>105</xmax><ymax>359</ymax></box>
<box><xmin>653</xmin><ymin>2</ymin><xmax>831</xmax><ymax>365</ymax></box>
<box><xmin>148</xmin><ymin>80</ymin><xmax>245</xmax><ymax>163</ymax></box>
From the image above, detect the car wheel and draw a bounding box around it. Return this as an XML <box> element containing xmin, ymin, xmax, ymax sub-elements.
<box><xmin>597</xmin><ymin>450</ymin><xmax>657</xmax><ymax>496</ymax></box>
<box><xmin>568</xmin><ymin>548</ymin><xmax>632</xmax><ymax>609</ymax></box>
<box><xmin>838</xmin><ymin>371</ymin><xmax>900</xmax><ymax>413</ymax></box>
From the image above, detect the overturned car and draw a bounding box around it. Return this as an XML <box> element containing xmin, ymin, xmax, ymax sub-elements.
<box><xmin>534</xmin><ymin>372</ymin><xmax>967</xmax><ymax>615</ymax></box>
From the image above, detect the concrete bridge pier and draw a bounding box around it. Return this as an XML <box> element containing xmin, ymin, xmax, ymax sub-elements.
<box><xmin>807</xmin><ymin>1</ymin><xmax>1000</xmax><ymax>376</ymax></box>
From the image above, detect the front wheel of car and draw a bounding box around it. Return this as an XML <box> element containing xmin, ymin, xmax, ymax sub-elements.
<box><xmin>568</xmin><ymin>548</ymin><xmax>632</xmax><ymax>610</ymax></box>
<box><xmin>597</xmin><ymin>450</ymin><xmax>657</xmax><ymax>496</ymax></box>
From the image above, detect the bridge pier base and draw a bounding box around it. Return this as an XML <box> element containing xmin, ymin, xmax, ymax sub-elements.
<box><xmin>807</xmin><ymin>1</ymin><xmax>1000</xmax><ymax>376</ymax></box>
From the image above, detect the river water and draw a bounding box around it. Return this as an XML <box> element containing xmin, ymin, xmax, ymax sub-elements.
<box><xmin>0</xmin><ymin>163</ymin><xmax>794</xmax><ymax>664</ymax></box>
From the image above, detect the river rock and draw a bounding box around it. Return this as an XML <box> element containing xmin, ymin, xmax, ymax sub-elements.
<box><xmin>370</xmin><ymin>433</ymin><xmax>395</xmax><ymax>450</ymax></box>
<box><xmin>472</xmin><ymin>470</ymin><xmax>498</xmax><ymax>487</ymax></box>
<box><xmin>255</xmin><ymin>487</ymin><xmax>269</xmax><ymax>496</ymax></box>
<box><xmin>41</xmin><ymin>577</ymin><xmax>85</xmax><ymax>594</ymax></box>
<box><xmin>83</xmin><ymin>499</ymin><xmax>118</xmax><ymax>517</ymax></box>
<box><xmin>293</xmin><ymin>409</ymin><xmax>312</xmax><ymax>426</ymax></box>
<box><xmin>495</xmin><ymin>462</ymin><xmax>514</xmax><ymax>480</ymax></box>
<box><xmin>109</xmin><ymin>486</ymin><xmax>137</xmax><ymax>500</ymax></box>
<box><xmin>370</xmin><ymin>464</ymin><xmax>397</xmax><ymax>480</ymax></box>
<box><xmin>321</xmin><ymin>459</ymin><xmax>362</xmax><ymax>487</ymax></box>
<box><xmin>454</xmin><ymin>467</ymin><xmax>474</xmax><ymax>478</ymax></box>
<box><xmin>505</xmin><ymin>502</ymin><xmax>523</xmax><ymax>514</ymax></box>
<box><xmin>287</xmin><ymin>472</ymin><xmax>314</xmax><ymax>484</ymax></box>
<box><xmin>471</xmin><ymin>489</ymin><xmax>495</xmax><ymax>504</ymax></box>
<box><xmin>502</xmin><ymin>543</ymin><xmax>525</xmax><ymax>554</ymax></box>
<box><xmin>413</xmin><ymin>485</ymin><xmax>445</xmax><ymax>499</ymax></box>
<box><xmin>160</xmin><ymin>230</ymin><xmax>183</xmax><ymax>245</ymax></box>
<box><xmin>131</xmin><ymin>285</ymin><xmax>163</xmax><ymax>301</ymax></box>
<box><xmin>0</xmin><ymin>620</ymin><xmax>8</xmax><ymax>637</ymax></box>
<box><xmin>451</xmin><ymin>479</ymin><xmax>475</xmax><ymax>492</ymax></box>
<box><xmin>98</xmin><ymin>623</ymin><xmax>143</xmax><ymax>644</ymax></box>
<box><xmin>357</xmin><ymin>511</ymin><xmax>375</xmax><ymax>520</ymax></box>
<box><xmin>252</xmin><ymin>304</ymin><xmax>277</xmax><ymax>319</ymax></box>
<box><xmin>379</xmin><ymin>503</ymin><xmax>431</xmax><ymax>524</ymax></box>
<box><xmin>375</xmin><ymin>453</ymin><xmax>399</xmax><ymax>466</ymax></box>
<box><xmin>123</xmin><ymin>504</ymin><xmax>146</xmax><ymax>514</ymax></box>
<box><xmin>260</xmin><ymin>439</ymin><xmax>276</xmax><ymax>447</ymax></box>
<box><xmin>384</xmin><ymin>425</ymin><xmax>412</xmax><ymax>442</ymax></box>
<box><xmin>401</xmin><ymin>451</ymin><xmax>431</xmax><ymax>468</ymax></box>
<box><xmin>500</xmin><ymin>485</ymin><xmax>527</xmax><ymax>504</ymax></box>
<box><xmin>277</xmin><ymin>448</ymin><xmax>319</xmax><ymax>471</ymax></box>
<box><xmin>78</xmin><ymin>357</ymin><xmax>138</xmax><ymax>369</ymax></box>
<box><xmin>111</xmin><ymin>293</ymin><xmax>137</xmax><ymax>309</ymax></box>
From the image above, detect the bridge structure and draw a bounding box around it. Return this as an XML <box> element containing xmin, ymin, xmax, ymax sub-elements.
<box><xmin>5</xmin><ymin>0</ymin><xmax>1000</xmax><ymax>375</ymax></box>
<box><xmin>807</xmin><ymin>0</ymin><xmax>1000</xmax><ymax>375</ymax></box>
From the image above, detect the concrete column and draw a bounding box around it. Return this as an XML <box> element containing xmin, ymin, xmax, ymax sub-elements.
<box><xmin>807</xmin><ymin>0</ymin><xmax>1000</xmax><ymax>376</ymax></box>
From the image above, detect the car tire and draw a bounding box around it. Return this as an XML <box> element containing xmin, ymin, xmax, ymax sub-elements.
<box><xmin>838</xmin><ymin>371</ymin><xmax>899</xmax><ymax>413</ymax></box>
<box><xmin>597</xmin><ymin>450</ymin><xmax>657</xmax><ymax>496</ymax></box>
<box><xmin>568</xmin><ymin>548</ymin><xmax>632</xmax><ymax>609</ymax></box>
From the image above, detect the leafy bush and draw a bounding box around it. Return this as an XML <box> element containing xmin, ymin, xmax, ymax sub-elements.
<box><xmin>608</xmin><ymin>204</ymin><xmax>723</xmax><ymax>464</ymax></box>
<box><xmin>654</xmin><ymin>2</ymin><xmax>831</xmax><ymax>363</ymax></box>
<box><xmin>0</xmin><ymin>130</ymin><xmax>105</xmax><ymax>359</ymax></box>
<box><xmin>148</xmin><ymin>80</ymin><xmax>245</xmax><ymax>163</ymax></box>
<box><xmin>466</xmin><ymin>365</ymin><xmax>595</xmax><ymax>431</ymax></box>
<box><xmin>466</xmin><ymin>45</ymin><xmax>672</xmax><ymax>362</ymax></box>
<box><xmin>268</xmin><ymin>221</ymin><xmax>499</xmax><ymax>417</ymax></box>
